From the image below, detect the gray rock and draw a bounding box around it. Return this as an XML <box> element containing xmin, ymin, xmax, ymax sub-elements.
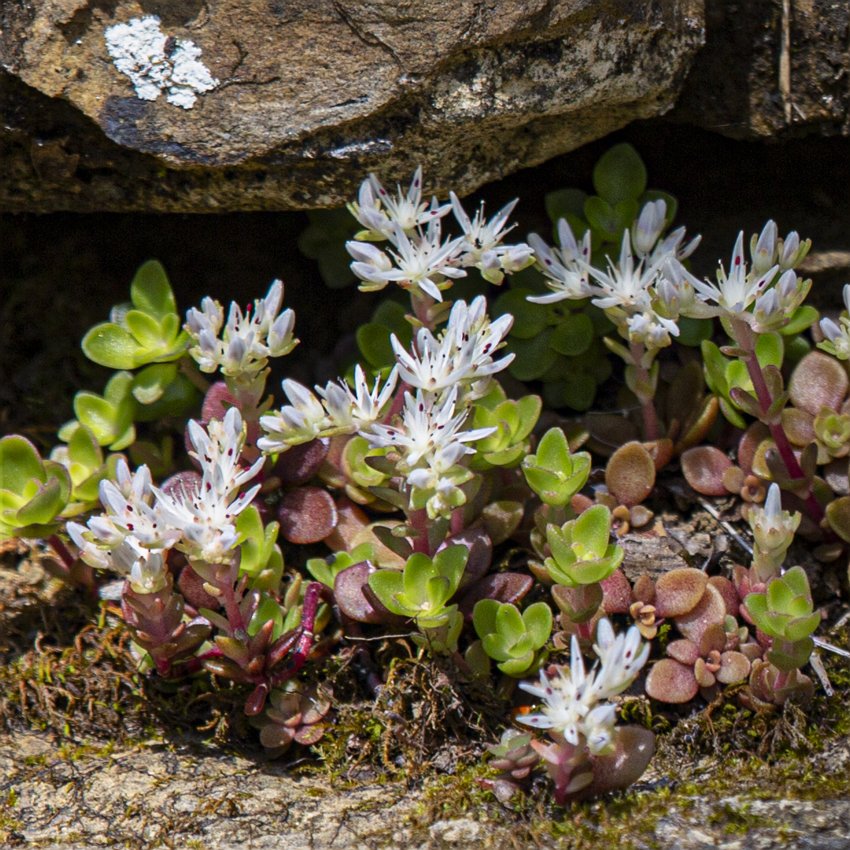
<box><xmin>0</xmin><ymin>0</ymin><xmax>703</xmax><ymax>212</ymax></box>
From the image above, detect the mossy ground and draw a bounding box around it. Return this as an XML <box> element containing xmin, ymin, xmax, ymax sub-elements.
<box><xmin>2</xmin><ymin>541</ymin><xmax>849</xmax><ymax>848</ymax></box>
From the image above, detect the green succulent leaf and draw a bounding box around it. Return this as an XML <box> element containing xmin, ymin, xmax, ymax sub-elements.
<box><xmin>130</xmin><ymin>259</ymin><xmax>177</xmax><ymax>320</ymax></box>
<box><xmin>82</xmin><ymin>324</ymin><xmax>146</xmax><ymax>370</ymax></box>
<box><xmin>592</xmin><ymin>143</ymin><xmax>647</xmax><ymax>205</ymax></box>
<box><xmin>0</xmin><ymin>436</ymin><xmax>46</xmax><ymax>493</ymax></box>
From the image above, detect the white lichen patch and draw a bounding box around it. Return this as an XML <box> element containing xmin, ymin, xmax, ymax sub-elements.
<box><xmin>104</xmin><ymin>16</ymin><xmax>218</xmax><ymax>109</ymax></box>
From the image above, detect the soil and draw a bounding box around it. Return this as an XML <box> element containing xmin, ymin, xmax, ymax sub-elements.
<box><xmin>2</xmin><ymin>120</ymin><xmax>850</xmax><ymax>848</ymax></box>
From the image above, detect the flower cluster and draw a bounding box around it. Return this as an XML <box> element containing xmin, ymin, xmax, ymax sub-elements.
<box><xmin>518</xmin><ymin>619</ymin><xmax>649</xmax><ymax>755</ymax></box>
<box><xmin>530</xmin><ymin>200</ymin><xmax>700</xmax><ymax>351</ymax></box>
<box><xmin>69</xmin><ymin>408</ymin><xmax>262</xmax><ymax>591</ymax></box>
<box><xmin>530</xmin><ymin>209</ymin><xmax>813</xmax><ymax>350</ymax></box>
<box><xmin>346</xmin><ymin>169</ymin><xmax>533</xmax><ymax>302</ymax></box>
<box><xmin>185</xmin><ymin>280</ymin><xmax>298</xmax><ymax>380</ymax></box>
<box><xmin>259</xmin><ymin>296</ymin><xmax>513</xmax><ymax>518</ymax></box>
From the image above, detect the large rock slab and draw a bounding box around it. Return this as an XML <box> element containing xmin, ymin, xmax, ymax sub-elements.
<box><xmin>672</xmin><ymin>0</ymin><xmax>850</xmax><ymax>138</ymax></box>
<box><xmin>0</xmin><ymin>0</ymin><xmax>703</xmax><ymax>212</ymax></box>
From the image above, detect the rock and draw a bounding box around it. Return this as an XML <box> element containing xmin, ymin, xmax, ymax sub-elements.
<box><xmin>0</xmin><ymin>0</ymin><xmax>703</xmax><ymax>212</ymax></box>
<box><xmin>672</xmin><ymin>0</ymin><xmax>850</xmax><ymax>138</ymax></box>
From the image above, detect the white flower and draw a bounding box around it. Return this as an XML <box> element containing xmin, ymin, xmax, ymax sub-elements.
<box><xmin>318</xmin><ymin>365</ymin><xmax>399</xmax><ymax>431</ymax></box>
<box><xmin>186</xmin><ymin>280</ymin><xmax>297</xmax><ymax>378</ymax></box>
<box><xmin>365</xmin><ymin>386</ymin><xmax>494</xmax><ymax>472</ymax></box>
<box><xmin>70</xmin><ymin>459</ymin><xmax>178</xmax><ymax>554</ymax></box>
<box><xmin>348</xmin><ymin>166</ymin><xmax>451</xmax><ymax>239</ymax></box>
<box><xmin>587</xmin><ymin>230</ymin><xmax>669</xmax><ymax>312</ymax></box>
<box><xmin>625</xmin><ymin>309</ymin><xmax>679</xmax><ymax>349</ymax></box>
<box><xmin>449</xmin><ymin>193</ymin><xmax>533</xmax><ymax>284</ymax></box>
<box><xmin>258</xmin><ymin>379</ymin><xmax>334</xmax><ymax>453</ymax></box>
<box><xmin>113</xmin><ymin>536</ymin><xmax>169</xmax><ymax>594</ymax></box>
<box><xmin>688</xmin><ymin>232</ymin><xmax>779</xmax><ymax>321</ymax></box>
<box><xmin>390</xmin><ymin>296</ymin><xmax>514</xmax><ymax>395</ymax></box>
<box><xmin>518</xmin><ymin>620</ymin><xmax>648</xmax><ymax>755</ymax></box>
<box><xmin>153</xmin><ymin>408</ymin><xmax>263</xmax><ymax>564</ymax></box>
<box><xmin>527</xmin><ymin>219</ymin><xmax>593</xmax><ymax>304</ymax></box>
<box><xmin>632</xmin><ymin>199</ymin><xmax>667</xmax><ymax>257</ymax></box>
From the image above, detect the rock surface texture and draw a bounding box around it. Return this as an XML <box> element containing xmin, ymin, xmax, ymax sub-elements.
<box><xmin>1</xmin><ymin>0</ymin><xmax>848</xmax><ymax>213</ymax></box>
<box><xmin>0</xmin><ymin>0</ymin><xmax>703</xmax><ymax>211</ymax></box>
<box><xmin>2</xmin><ymin>731</ymin><xmax>849</xmax><ymax>849</ymax></box>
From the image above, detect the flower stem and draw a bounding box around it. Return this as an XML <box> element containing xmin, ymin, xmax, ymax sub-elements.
<box><xmin>629</xmin><ymin>342</ymin><xmax>659</xmax><ymax>441</ymax></box>
<box><xmin>734</xmin><ymin>320</ymin><xmax>825</xmax><ymax>525</ymax></box>
<box><xmin>408</xmin><ymin>508</ymin><xmax>431</xmax><ymax>555</ymax></box>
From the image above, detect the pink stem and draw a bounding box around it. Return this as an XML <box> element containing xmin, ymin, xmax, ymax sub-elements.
<box><xmin>48</xmin><ymin>534</ymin><xmax>76</xmax><ymax>570</ymax></box>
<box><xmin>408</xmin><ymin>508</ymin><xmax>431</xmax><ymax>555</ymax></box>
<box><xmin>738</xmin><ymin>326</ymin><xmax>825</xmax><ymax>524</ymax></box>
<box><xmin>629</xmin><ymin>342</ymin><xmax>659</xmax><ymax>441</ymax></box>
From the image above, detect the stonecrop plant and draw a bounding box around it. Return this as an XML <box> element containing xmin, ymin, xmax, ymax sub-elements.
<box><xmin>3</xmin><ymin>150</ymin><xmax>849</xmax><ymax>809</ymax></box>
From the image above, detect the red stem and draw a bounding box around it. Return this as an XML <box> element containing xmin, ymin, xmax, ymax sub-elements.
<box><xmin>48</xmin><ymin>534</ymin><xmax>76</xmax><ymax>570</ymax></box>
<box><xmin>737</xmin><ymin>325</ymin><xmax>825</xmax><ymax>524</ymax></box>
<box><xmin>408</xmin><ymin>508</ymin><xmax>431</xmax><ymax>555</ymax></box>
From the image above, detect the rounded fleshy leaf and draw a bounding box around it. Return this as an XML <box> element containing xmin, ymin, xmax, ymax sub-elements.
<box><xmin>717</xmin><ymin>651</ymin><xmax>751</xmax><ymax>684</ymax></box>
<box><xmin>600</xmin><ymin>569</ymin><xmax>632</xmax><ymax>614</ymax></box>
<box><xmin>458</xmin><ymin>573</ymin><xmax>533</xmax><ymax>619</ymax></box>
<box><xmin>680</xmin><ymin>446</ymin><xmax>732</xmax><ymax>496</ymax></box>
<box><xmin>788</xmin><ymin>351</ymin><xmax>849</xmax><ymax>416</ymax></box>
<box><xmin>781</xmin><ymin>407</ymin><xmax>815</xmax><ymax>448</ymax></box>
<box><xmin>708</xmin><ymin>576</ymin><xmax>739</xmax><ymax>617</ymax></box>
<box><xmin>275</xmin><ymin>438</ymin><xmax>330</xmax><ymax>486</ymax></box>
<box><xmin>442</xmin><ymin>528</ymin><xmax>492</xmax><ymax>591</ymax></box>
<box><xmin>584</xmin><ymin>726</ymin><xmax>655</xmax><ymax>797</ymax></box>
<box><xmin>736</xmin><ymin>422</ymin><xmax>770</xmax><ymax>475</ymax></box>
<box><xmin>324</xmin><ymin>498</ymin><xmax>370</xmax><ymax>551</ymax></box>
<box><xmin>278</xmin><ymin>486</ymin><xmax>338</xmax><ymax>544</ymax></box>
<box><xmin>645</xmin><ymin>658</ymin><xmax>699</xmax><ymax>703</ymax></box>
<box><xmin>666</xmin><ymin>638</ymin><xmax>700</xmax><ymax>666</ymax></box>
<box><xmin>605</xmin><ymin>442</ymin><xmax>655</xmax><ymax>507</ymax></box>
<box><xmin>654</xmin><ymin>568</ymin><xmax>708</xmax><ymax>619</ymax></box>
<box><xmin>826</xmin><ymin>496</ymin><xmax>850</xmax><ymax>543</ymax></box>
<box><xmin>674</xmin><ymin>582</ymin><xmax>727</xmax><ymax>644</ymax></box>
<box><xmin>335</xmin><ymin>561</ymin><xmax>396</xmax><ymax>624</ymax></box>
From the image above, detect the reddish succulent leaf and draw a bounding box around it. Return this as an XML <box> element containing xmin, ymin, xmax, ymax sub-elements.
<box><xmin>278</xmin><ymin>486</ymin><xmax>338</xmax><ymax>544</ymax></box>
<box><xmin>632</xmin><ymin>573</ymin><xmax>655</xmax><ymax>604</ymax></box>
<box><xmin>674</xmin><ymin>582</ymin><xmax>727</xmax><ymax>644</ymax></box>
<box><xmin>781</xmin><ymin>407</ymin><xmax>815</xmax><ymax>447</ymax></box>
<box><xmin>275</xmin><ymin>438</ymin><xmax>329</xmax><ymax>485</ymax></box>
<box><xmin>442</xmin><ymin>527</ymin><xmax>492</xmax><ymax>590</ymax></box>
<box><xmin>666</xmin><ymin>638</ymin><xmax>700</xmax><ymax>666</ymax></box>
<box><xmin>645</xmin><ymin>658</ymin><xmax>699</xmax><ymax>703</ymax></box>
<box><xmin>177</xmin><ymin>564</ymin><xmax>220</xmax><ymax>611</ymax></box>
<box><xmin>585</xmin><ymin>414</ymin><xmax>639</xmax><ymax>458</ymax></box>
<box><xmin>458</xmin><ymin>572</ymin><xmax>533</xmax><ymax>619</ymax></box>
<box><xmin>581</xmin><ymin>726</ymin><xmax>655</xmax><ymax>797</ymax></box>
<box><xmin>202</xmin><ymin>381</ymin><xmax>237</xmax><ymax>420</ymax></box>
<box><xmin>601</xmin><ymin>569</ymin><xmax>632</xmax><ymax>614</ymax></box>
<box><xmin>680</xmin><ymin>446</ymin><xmax>732</xmax><ymax>496</ymax></box>
<box><xmin>642</xmin><ymin>438</ymin><xmax>673</xmax><ymax>471</ymax></box>
<box><xmin>334</xmin><ymin>562</ymin><xmax>395</xmax><ymax>624</ymax></box>
<box><xmin>736</xmin><ymin>422</ymin><xmax>770</xmax><ymax>475</ymax></box>
<box><xmin>708</xmin><ymin>575</ymin><xmax>738</xmax><ymax>617</ymax></box>
<box><xmin>605</xmin><ymin>441</ymin><xmax>655</xmax><ymax>507</ymax></box>
<box><xmin>824</xmin><ymin>458</ymin><xmax>850</xmax><ymax>496</ymax></box>
<box><xmin>654</xmin><ymin>568</ymin><xmax>708</xmax><ymax>619</ymax></box>
<box><xmin>161</xmin><ymin>469</ymin><xmax>202</xmax><ymax>501</ymax></box>
<box><xmin>324</xmin><ymin>497</ymin><xmax>370</xmax><ymax>551</ymax></box>
<box><xmin>717</xmin><ymin>651</ymin><xmax>751</xmax><ymax>684</ymax></box>
<box><xmin>697</xmin><ymin>622</ymin><xmax>727</xmax><ymax>655</ymax></box>
<box><xmin>789</xmin><ymin>351</ymin><xmax>849</xmax><ymax>416</ymax></box>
